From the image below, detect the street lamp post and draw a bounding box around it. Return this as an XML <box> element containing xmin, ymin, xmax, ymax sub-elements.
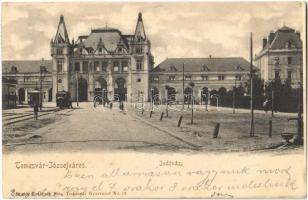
<box><xmin>182</xmin><ymin>64</ymin><xmax>185</xmax><ymax>110</ymax></box>
<box><xmin>233</xmin><ymin>78</ymin><xmax>237</xmax><ymax>114</ymax></box>
<box><xmin>141</xmin><ymin>91</ymin><xmax>144</xmax><ymax>112</ymax></box>
<box><xmin>165</xmin><ymin>85</ymin><xmax>169</xmax><ymax>117</ymax></box>
<box><xmin>76</xmin><ymin>72</ymin><xmax>79</xmax><ymax>107</ymax></box>
<box><xmin>39</xmin><ymin>58</ymin><xmax>45</xmax><ymax>111</ymax></box>
<box><xmin>151</xmin><ymin>88</ymin><xmax>154</xmax><ymax>111</ymax></box>
<box><xmin>271</xmin><ymin>87</ymin><xmax>274</xmax><ymax>117</ymax></box>
<box><xmin>189</xmin><ymin>82</ymin><xmax>195</xmax><ymax>124</ymax></box>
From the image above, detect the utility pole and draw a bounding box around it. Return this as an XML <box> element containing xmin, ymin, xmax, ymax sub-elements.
<box><xmin>76</xmin><ymin>72</ymin><xmax>79</xmax><ymax>107</ymax></box>
<box><xmin>151</xmin><ymin>88</ymin><xmax>154</xmax><ymax>111</ymax></box>
<box><xmin>271</xmin><ymin>88</ymin><xmax>274</xmax><ymax>117</ymax></box>
<box><xmin>39</xmin><ymin>66</ymin><xmax>42</xmax><ymax>111</ymax></box>
<box><xmin>233</xmin><ymin>78</ymin><xmax>236</xmax><ymax>114</ymax></box>
<box><xmin>182</xmin><ymin>63</ymin><xmax>185</xmax><ymax>110</ymax></box>
<box><xmin>249</xmin><ymin>32</ymin><xmax>255</xmax><ymax>137</ymax></box>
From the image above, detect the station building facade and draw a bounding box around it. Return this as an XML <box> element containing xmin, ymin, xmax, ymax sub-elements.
<box><xmin>254</xmin><ymin>26</ymin><xmax>303</xmax><ymax>87</ymax></box>
<box><xmin>150</xmin><ymin>57</ymin><xmax>251</xmax><ymax>104</ymax></box>
<box><xmin>51</xmin><ymin>13</ymin><xmax>154</xmax><ymax>102</ymax></box>
<box><xmin>2</xmin><ymin>60</ymin><xmax>53</xmax><ymax>105</ymax></box>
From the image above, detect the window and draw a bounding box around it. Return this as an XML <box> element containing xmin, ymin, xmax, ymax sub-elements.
<box><xmin>94</xmin><ymin>61</ymin><xmax>100</xmax><ymax>72</ymax></box>
<box><xmin>287</xmin><ymin>57</ymin><xmax>292</xmax><ymax>65</ymax></box>
<box><xmin>118</xmin><ymin>47</ymin><xmax>122</xmax><ymax>53</ymax></box>
<box><xmin>113</xmin><ymin>61</ymin><xmax>119</xmax><ymax>72</ymax></box>
<box><xmin>185</xmin><ymin>75</ymin><xmax>191</xmax><ymax>80</ymax></box>
<box><xmin>235</xmin><ymin>75</ymin><xmax>242</xmax><ymax>81</ymax></box>
<box><xmin>218</xmin><ymin>75</ymin><xmax>225</xmax><ymax>81</ymax></box>
<box><xmin>136</xmin><ymin>60</ymin><xmax>143</xmax><ymax>71</ymax></box>
<box><xmin>153</xmin><ymin>76</ymin><xmax>159</xmax><ymax>81</ymax></box>
<box><xmin>99</xmin><ymin>48</ymin><xmax>102</xmax><ymax>53</ymax></box>
<box><xmin>137</xmin><ymin>78</ymin><xmax>141</xmax><ymax>82</ymax></box>
<box><xmin>82</xmin><ymin>61</ymin><xmax>88</xmax><ymax>73</ymax></box>
<box><xmin>75</xmin><ymin>62</ymin><xmax>80</xmax><ymax>72</ymax></box>
<box><xmin>102</xmin><ymin>62</ymin><xmax>108</xmax><ymax>72</ymax></box>
<box><xmin>122</xmin><ymin>61</ymin><xmax>128</xmax><ymax>72</ymax></box>
<box><xmin>202</xmin><ymin>75</ymin><xmax>208</xmax><ymax>81</ymax></box>
<box><xmin>79</xmin><ymin>48</ymin><xmax>83</xmax><ymax>54</ymax></box>
<box><xmin>136</xmin><ymin>47</ymin><xmax>143</xmax><ymax>54</ymax></box>
<box><xmin>287</xmin><ymin>71</ymin><xmax>292</xmax><ymax>80</ymax></box>
<box><xmin>169</xmin><ymin>76</ymin><xmax>176</xmax><ymax>81</ymax></box>
<box><xmin>56</xmin><ymin>48</ymin><xmax>63</xmax><ymax>55</ymax></box>
<box><xmin>275</xmin><ymin>71</ymin><xmax>280</xmax><ymax>79</ymax></box>
<box><xmin>57</xmin><ymin>60</ymin><xmax>63</xmax><ymax>73</ymax></box>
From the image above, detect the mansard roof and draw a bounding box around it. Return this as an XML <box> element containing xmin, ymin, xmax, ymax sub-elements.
<box><xmin>2</xmin><ymin>60</ymin><xmax>52</xmax><ymax>74</ymax></box>
<box><xmin>152</xmin><ymin>57</ymin><xmax>251</xmax><ymax>73</ymax></box>
<box><xmin>270</xmin><ymin>27</ymin><xmax>302</xmax><ymax>49</ymax></box>
<box><xmin>256</xmin><ymin>26</ymin><xmax>302</xmax><ymax>59</ymax></box>
<box><xmin>77</xmin><ymin>27</ymin><xmax>129</xmax><ymax>52</ymax></box>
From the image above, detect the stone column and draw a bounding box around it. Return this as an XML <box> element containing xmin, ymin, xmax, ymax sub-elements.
<box><xmin>25</xmin><ymin>88</ymin><xmax>28</xmax><ymax>103</ymax></box>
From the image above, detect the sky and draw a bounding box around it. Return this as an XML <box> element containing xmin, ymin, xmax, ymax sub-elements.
<box><xmin>2</xmin><ymin>2</ymin><xmax>305</xmax><ymax>65</ymax></box>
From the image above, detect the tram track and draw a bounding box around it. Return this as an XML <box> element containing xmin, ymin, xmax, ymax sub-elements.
<box><xmin>3</xmin><ymin>108</ymin><xmax>75</xmax><ymax>126</ymax></box>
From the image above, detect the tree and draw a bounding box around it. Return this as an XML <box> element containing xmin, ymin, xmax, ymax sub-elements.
<box><xmin>245</xmin><ymin>75</ymin><xmax>264</xmax><ymax>97</ymax></box>
<box><xmin>218</xmin><ymin>87</ymin><xmax>227</xmax><ymax>96</ymax></box>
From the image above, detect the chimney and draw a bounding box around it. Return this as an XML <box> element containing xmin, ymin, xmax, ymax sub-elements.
<box><xmin>296</xmin><ymin>31</ymin><xmax>301</xmax><ymax>38</ymax></box>
<box><xmin>268</xmin><ymin>31</ymin><xmax>275</xmax><ymax>45</ymax></box>
<box><xmin>209</xmin><ymin>55</ymin><xmax>212</xmax><ymax>59</ymax></box>
<box><xmin>262</xmin><ymin>38</ymin><xmax>267</xmax><ymax>48</ymax></box>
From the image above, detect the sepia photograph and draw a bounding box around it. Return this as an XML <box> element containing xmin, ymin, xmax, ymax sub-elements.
<box><xmin>2</xmin><ymin>1</ymin><xmax>306</xmax><ymax>198</ymax></box>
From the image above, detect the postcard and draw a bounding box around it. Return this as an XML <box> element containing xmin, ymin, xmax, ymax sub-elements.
<box><xmin>2</xmin><ymin>2</ymin><xmax>306</xmax><ymax>198</ymax></box>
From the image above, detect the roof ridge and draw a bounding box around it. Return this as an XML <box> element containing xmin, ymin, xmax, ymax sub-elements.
<box><xmin>166</xmin><ymin>57</ymin><xmax>245</xmax><ymax>59</ymax></box>
<box><xmin>3</xmin><ymin>59</ymin><xmax>52</xmax><ymax>62</ymax></box>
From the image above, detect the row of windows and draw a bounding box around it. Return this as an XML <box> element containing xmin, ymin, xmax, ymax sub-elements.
<box><xmin>274</xmin><ymin>70</ymin><xmax>295</xmax><ymax>80</ymax></box>
<box><xmin>55</xmin><ymin>60</ymin><xmax>144</xmax><ymax>73</ymax></box>
<box><xmin>274</xmin><ymin>56</ymin><xmax>298</xmax><ymax>65</ymax></box>
<box><xmin>153</xmin><ymin>75</ymin><xmax>242</xmax><ymax>81</ymax></box>
<box><xmin>78</xmin><ymin>46</ymin><xmax>125</xmax><ymax>54</ymax></box>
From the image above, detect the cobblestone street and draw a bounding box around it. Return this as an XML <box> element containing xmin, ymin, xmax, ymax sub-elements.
<box><xmin>2</xmin><ymin>102</ymin><xmax>302</xmax><ymax>154</ymax></box>
<box><xmin>3</xmin><ymin>103</ymin><xmax>197</xmax><ymax>153</ymax></box>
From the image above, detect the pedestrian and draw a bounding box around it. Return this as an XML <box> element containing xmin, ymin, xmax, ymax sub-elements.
<box><xmin>110</xmin><ymin>102</ymin><xmax>113</xmax><ymax>109</ymax></box>
<box><xmin>33</xmin><ymin>101</ymin><xmax>39</xmax><ymax>120</ymax></box>
<box><xmin>263</xmin><ymin>98</ymin><xmax>269</xmax><ymax>113</ymax></box>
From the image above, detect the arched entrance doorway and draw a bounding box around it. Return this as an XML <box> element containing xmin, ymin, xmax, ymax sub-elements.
<box><xmin>18</xmin><ymin>88</ymin><xmax>25</xmax><ymax>103</ymax></box>
<box><xmin>151</xmin><ymin>87</ymin><xmax>159</xmax><ymax>103</ymax></box>
<box><xmin>94</xmin><ymin>78</ymin><xmax>107</xmax><ymax>100</ymax></box>
<box><xmin>166</xmin><ymin>86</ymin><xmax>176</xmax><ymax>102</ymax></box>
<box><xmin>78</xmin><ymin>78</ymin><xmax>88</xmax><ymax>101</ymax></box>
<box><xmin>114</xmin><ymin>78</ymin><xmax>127</xmax><ymax>101</ymax></box>
<box><xmin>48</xmin><ymin>88</ymin><xmax>52</xmax><ymax>102</ymax></box>
<box><xmin>184</xmin><ymin>87</ymin><xmax>193</xmax><ymax>104</ymax></box>
<box><xmin>201</xmin><ymin>87</ymin><xmax>209</xmax><ymax>103</ymax></box>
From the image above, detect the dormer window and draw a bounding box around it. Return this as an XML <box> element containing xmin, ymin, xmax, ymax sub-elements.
<box><xmin>79</xmin><ymin>48</ymin><xmax>82</xmax><ymax>54</ymax></box>
<box><xmin>57</xmin><ymin>36</ymin><xmax>62</xmax><ymax>44</ymax></box>
<box><xmin>286</xmin><ymin>41</ymin><xmax>295</xmax><ymax>49</ymax></box>
<box><xmin>118</xmin><ymin>47</ymin><xmax>122</xmax><ymax>53</ymax></box>
<box><xmin>202</xmin><ymin>65</ymin><xmax>209</xmax><ymax>71</ymax></box>
<box><xmin>99</xmin><ymin>48</ymin><xmax>102</xmax><ymax>53</ymax></box>
<box><xmin>137</xmin><ymin>36</ymin><xmax>142</xmax><ymax>42</ymax></box>
<box><xmin>235</xmin><ymin>65</ymin><xmax>242</xmax><ymax>70</ymax></box>
<box><xmin>169</xmin><ymin>65</ymin><xmax>177</xmax><ymax>72</ymax></box>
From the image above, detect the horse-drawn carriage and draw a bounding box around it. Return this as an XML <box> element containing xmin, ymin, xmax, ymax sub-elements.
<box><xmin>56</xmin><ymin>91</ymin><xmax>72</xmax><ymax>109</ymax></box>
